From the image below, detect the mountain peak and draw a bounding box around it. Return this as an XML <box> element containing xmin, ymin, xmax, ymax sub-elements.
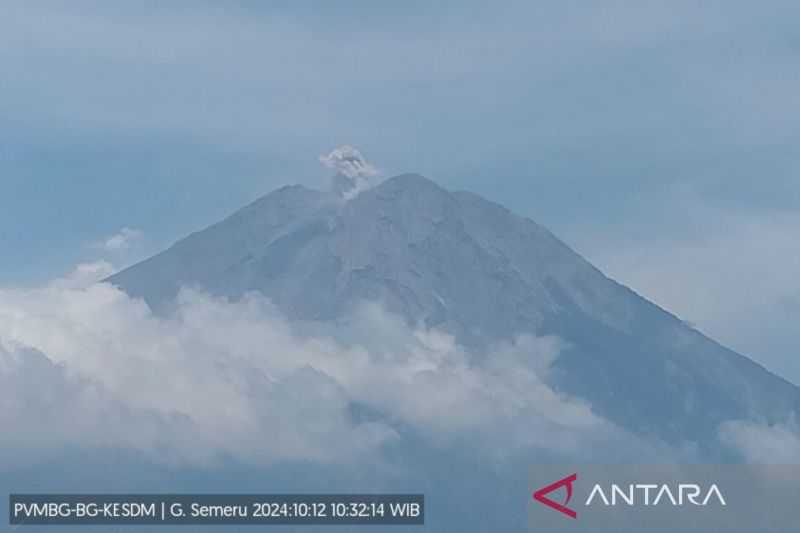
<box><xmin>369</xmin><ymin>173</ymin><xmax>446</xmax><ymax>197</ymax></box>
<box><xmin>380</xmin><ymin>172</ymin><xmax>437</xmax><ymax>187</ymax></box>
<box><xmin>107</xmin><ymin>177</ymin><xmax>800</xmax><ymax>448</ymax></box>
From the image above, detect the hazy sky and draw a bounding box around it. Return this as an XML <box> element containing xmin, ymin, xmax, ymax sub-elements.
<box><xmin>1</xmin><ymin>2</ymin><xmax>798</xmax><ymax>380</ymax></box>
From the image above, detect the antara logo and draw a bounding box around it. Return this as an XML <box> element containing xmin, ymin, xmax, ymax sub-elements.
<box><xmin>533</xmin><ymin>473</ymin><xmax>578</xmax><ymax>519</ymax></box>
<box><xmin>585</xmin><ymin>483</ymin><xmax>726</xmax><ymax>506</ymax></box>
<box><xmin>532</xmin><ymin>474</ymin><xmax>727</xmax><ymax>520</ymax></box>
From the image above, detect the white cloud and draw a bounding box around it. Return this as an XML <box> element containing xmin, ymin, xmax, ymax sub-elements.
<box><xmin>0</xmin><ymin>344</ymin><xmax>187</xmax><ymax>465</ymax></box>
<box><xmin>719</xmin><ymin>419</ymin><xmax>800</xmax><ymax>463</ymax></box>
<box><xmin>101</xmin><ymin>227</ymin><xmax>143</xmax><ymax>252</ymax></box>
<box><xmin>0</xmin><ymin>271</ymin><xmax>620</xmax><ymax>467</ymax></box>
<box><xmin>320</xmin><ymin>145</ymin><xmax>379</xmax><ymax>199</ymax></box>
<box><xmin>50</xmin><ymin>261</ymin><xmax>116</xmax><ymax>289</ymax></box>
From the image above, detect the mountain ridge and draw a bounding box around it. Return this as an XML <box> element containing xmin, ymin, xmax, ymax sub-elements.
<box><xmin>107</xmin><ymin>173</ymin><xmax>800</xmax><ymax>451</ymax></box>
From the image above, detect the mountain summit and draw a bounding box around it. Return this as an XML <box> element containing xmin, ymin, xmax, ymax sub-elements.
<box><xmin>108</xmin><ymin>174</ymin><xmax>800</xmax><ymax>449</ymax></box>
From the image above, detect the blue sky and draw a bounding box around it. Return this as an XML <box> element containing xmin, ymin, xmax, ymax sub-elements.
<box><xmin>1</xmin><ymin>2</ymin><xmax>799</xmax><ymax>379</ymax></box>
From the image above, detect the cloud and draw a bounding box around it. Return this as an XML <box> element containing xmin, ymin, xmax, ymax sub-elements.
<box><xmin>0</xmin><ymin>284</ymin><xmax>393</xmax><ymax>466</ymax></box>
<box><xmin>320</xmin><ymin>145</ymin><xmax>379</xmax><ymax>199</ymax></box>
<box><xmin>101</xmin><ymin>227</ymin><xmax>143</xmax><ymax>252</ymax></box>
<box><xmin>49</xmin><ymin>261</ymin><xmax>116</xmax><ymax>289</ymax></box>
<box><xmin>0</xmin><ymin>269</ymin><xmax>623</xmax><ymax>467</ymax></box>
<box><xmin>719</xmin><ymin>419</ymin><xmax>800</xmax><ymax>463</ymax></box>
<box><xmin>0</xmin><ymin>344</ymin><xmax>188</xmax><ymax>465</ymax></box>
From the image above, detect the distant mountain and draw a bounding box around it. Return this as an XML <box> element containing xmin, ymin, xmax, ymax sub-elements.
<box><xmin>108</xmin><ymin>173</ymin><xmax>800</xmax><ymax>450</ymax></box>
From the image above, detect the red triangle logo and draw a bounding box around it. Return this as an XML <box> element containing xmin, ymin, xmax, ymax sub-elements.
<box><xmin>532</xmin><ymin>473</ymin><xmax>578</xmax><ymax>519</ymax></box>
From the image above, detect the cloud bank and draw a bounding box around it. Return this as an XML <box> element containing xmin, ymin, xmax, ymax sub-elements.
<box><xmin>0</xmin><ymin>266</ymin><xmax>620</xmax><ymax>468</ymax></box>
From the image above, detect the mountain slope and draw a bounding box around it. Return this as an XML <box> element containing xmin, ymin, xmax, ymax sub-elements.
<box><xmin>108</xmin><ymin>174</ymin><xmax>800</xmax><ymax>449</ymax></box>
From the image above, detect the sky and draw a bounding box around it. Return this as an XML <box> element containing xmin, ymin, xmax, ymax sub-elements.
<box><xmin>1</xmin><ymin>2</ymin><xmax>799</xmax><ymax>381</ymax></box>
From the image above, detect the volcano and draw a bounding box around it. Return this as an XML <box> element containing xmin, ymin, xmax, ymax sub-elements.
<box><xmin>108</xmin><ymin>173</ymin><xmax>800</xmax><ymax>450</ymax></box>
